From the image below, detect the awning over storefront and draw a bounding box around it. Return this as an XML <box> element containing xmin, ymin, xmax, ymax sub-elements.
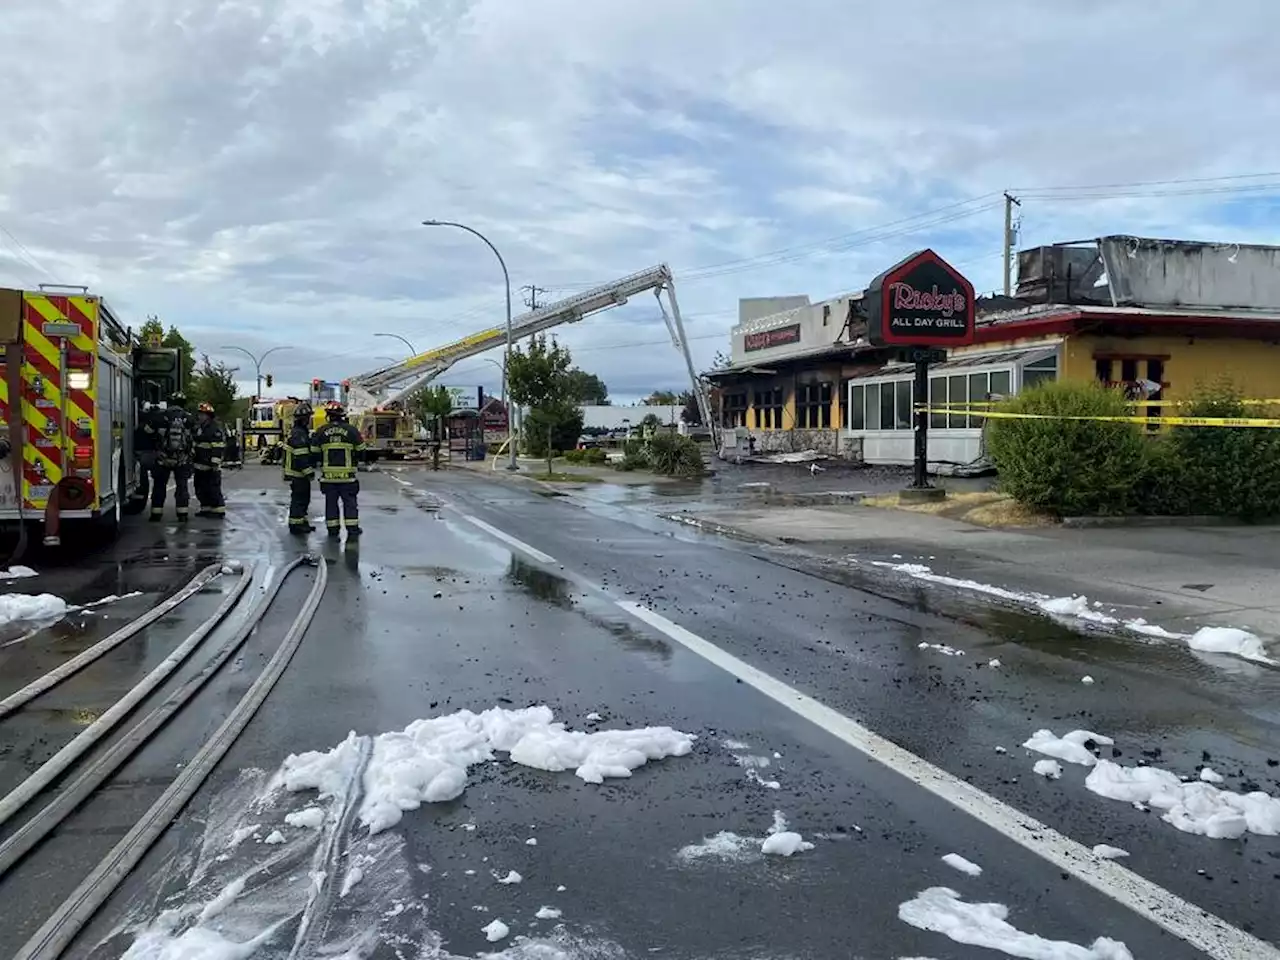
<box><xmin>846</xmin><ymin>345</ymin><xmax>1058</xmax><ymax>379</ymax></box>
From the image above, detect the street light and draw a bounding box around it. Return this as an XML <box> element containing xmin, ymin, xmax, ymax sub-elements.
<box><xmin>422</xmin><ymin>219</ymin><xmax>517</xmax><ymax>472</ymax></box>
<box><xmin>374</xmin><ymin>332</ymin><xmax>417</xmax><ymax>355</ymax></box>
<box><xmin>221</xmin><ymin>345</ymin><xmax>291</xmax><ymax>398</ymax></box>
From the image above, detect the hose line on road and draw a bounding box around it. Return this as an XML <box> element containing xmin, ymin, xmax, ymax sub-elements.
<box><xmin>0</xmin><ymin>562</ymin><xmax>224</xmax><ymax>720</ymax></box>
<box><xmin>13</xmin><ymin>553</ymin><xmax>327</xmax><ymax>960</ymax></box>
<box><xmin>0</xmin><ymin>564</ymin><xmax>253</xmax><ymax>833</ymax></box>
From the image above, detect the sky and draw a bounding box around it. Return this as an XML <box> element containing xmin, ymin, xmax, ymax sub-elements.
<box><xmin>1</xmin><ymin>1</ymin><xmax>1278</xmax><ymax>404</ymax></box>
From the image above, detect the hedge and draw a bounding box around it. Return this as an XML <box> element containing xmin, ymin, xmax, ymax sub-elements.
<box><xmin>987</xmin><ymin>379</ymin><xmax>1280</xmax><ymax>521</ymax></box>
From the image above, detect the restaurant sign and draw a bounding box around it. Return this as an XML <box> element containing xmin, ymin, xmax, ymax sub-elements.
<box><xmin>744</xmin><ymin>323</ymin><xmax>801</xmax><ymax>353</ymax></box>
<box><xmin>865</xmin><ymin>249</ymin><xmax>975</xmax><ymax>347</ymax></box>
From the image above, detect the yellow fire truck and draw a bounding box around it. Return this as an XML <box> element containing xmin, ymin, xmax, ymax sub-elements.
<box><xmin>0</xmin><ymin>285</ymin><xmax>181</xmax><ymax>545</ymax></box>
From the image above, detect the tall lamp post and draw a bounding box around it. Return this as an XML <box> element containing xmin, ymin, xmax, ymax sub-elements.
<box><xmin>422</xmin><ymin>219</ymin><xmax>517</xmax><ymax>472</ymax></box>
<box><xmin>374</xmin><ymin>332</ymin><xmax>418</xmax><ymax>356</ymax></box>
<box><xmin>221</xmin><ymin>345</ymin><xmax>291</xmax><ymax>398</ymax></box>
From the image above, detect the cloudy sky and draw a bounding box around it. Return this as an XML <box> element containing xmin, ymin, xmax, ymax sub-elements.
<box><xmin>1</xmin><ymin>1</ymin><xmax>1277</xmax><ymax>402</ymax></box>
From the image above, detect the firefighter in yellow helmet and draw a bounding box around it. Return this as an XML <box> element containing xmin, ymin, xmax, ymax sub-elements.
<box><xmin>283</xmin><ymin>401</ymin><xmax>315</xmax><ymax>534</ymax></box>
<box><xmin>309</xmin><ymin>401</ymin><xmax>363</xmax><ymax>537</ymax></box>
<box><xmin>192</xmin><ymin>402</ymin><xmax>226</xmax><ymax>518</ymax></box>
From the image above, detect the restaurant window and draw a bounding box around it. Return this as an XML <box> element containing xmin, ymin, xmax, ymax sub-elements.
<box><xmin>722</xmin><ymin>392</ymin><xmax>748</xmax><ymax>428</ymax></box>
<box><xmin>894</xmin><ymin>380</ymin><xmax>912</xmax><ymax>430</ymax></box>
<box><xmin>841</xmin><ymin>378</ymin><xmax>854</xmax><ymax>428</ymax></box>
<box><xmin>989</xmin><ymin>369</ymin><xmax>1011</xmax><ymax>399</ymax></box>
<box><xmin>846</xmin><ymin>380</ymin><xmax>864</xmax><ymax>430</ymax></box>
<box><xmin>753</xmin><ymin>387</ymin><xmax>785</xmax><ymax>429</ymax></box>
<box><xmin>797</xmin><ymin>381</ymin><xmax>832</xmax><ymax>428</ymax></box>
<box><xmin>1022</xmin><ymin>354</ymin><xmax>1058</xmax><ymax>390</ymax></box>
<box><xmin>929</xmin><ymin>377</ymin><xmax>946</xmax><ymax>429</ymax></box>
<box><xmin>864</xmin><ymin>383</ymin><xmax>880</xmax><ymax>430</ymax></box>
<box><xmin>879</xmin><ymin>380</ymin><xmax>895</xmax><ymax>431</ymax></box>
<box><xmin>947</xmin><ymin>375</ymin><xmax>968</xmax><ymax>428</ymax></box>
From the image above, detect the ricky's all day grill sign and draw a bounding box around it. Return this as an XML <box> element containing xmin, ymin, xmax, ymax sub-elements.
<box><xmin>864</xmin><ymin>249</ymin><xmax>975</xmax><ymax>347</ymax></box>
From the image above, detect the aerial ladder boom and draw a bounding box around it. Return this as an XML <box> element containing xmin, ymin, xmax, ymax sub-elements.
<box><xmin>345</xmin><ymin>264</ymin><xmax>718</xmax><ymax>445</ymax></box>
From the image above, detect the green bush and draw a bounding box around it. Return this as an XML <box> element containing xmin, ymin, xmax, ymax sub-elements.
<box><xmin>986</xmin><ymin>381</ymin><xmax>1147</xmax><ymax>517</ymax></box>
<box><xmin>647</xmin><ymin>433</ymin><xmax>705</xmax><ymax>478</ymax></box>
<box><xmin>1166</xmin><ymin>381</ymin><xmax>1280</xmax><ymax>521</ymax></box>
<box><xmin>616</xmin><ymin>438</ymin><xmax>649</xmax><ymax>472</ymax></box>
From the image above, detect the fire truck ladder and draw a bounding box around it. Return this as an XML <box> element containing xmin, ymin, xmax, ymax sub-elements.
<box><xmin>345</xmin><ymin>265</ymin><xmax>717</xmax><ymax>444</ymax></box>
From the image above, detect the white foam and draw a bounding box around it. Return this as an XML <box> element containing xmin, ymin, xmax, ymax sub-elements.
<box><xmin>495</xmin><ymin>870</ymin><xmax>522</xmax><ymax>885</ymax></box>
<box><xmin>677</xmin><ymin>831</ymin><xmax>758</xmax><ymax>863</ymax></box>
<box><xmin>761</xmin><ymin>831</ymin><xmax>813</xmax><ymax>856</ymax></box>
<box><xmin>0</xmin><ymin>593</ymin><xmax>68</xmax><ymax>627</ymax></box>
<box><xmin>262</xmin><ymin>830</ymin><xmax>285</xmax><ymax>845</ymax></box>
<box><xmin>0</xmin><ymin>565</ymin><xmax>38</xmax><ymax>580</ymax></box>
<box><xmin>1023</xmin><ymin>729</ymin><xmax>1113</xmax><ymax>767</ymax></box>
<box><xmin>1188</xmin><ymin>627</ymin><xmax>1274</xmax><ymax>664</ymax></box>
<box><xmin>284</xmin><ymin>807</ymin><xmax>324</xmax><ymax>829</ymax></box>
<box><xmin>281</xmin><ymin>706</ymin><xmax>695</xmax><ymax>834</ymax></box>
<box><xmin>899</xmin><ymin>886</ymin><xmax>1134</xmax><ymax>959</ymax></box>
<box><xmin>535</xmin><ymin>906</ymin><xmax>562</xmax><ymax>920</ymax></box>
<box><xmin>1033</xmin><ymin>759</ymin><xmax>1064</xmax><ymax>780</ymax></box>
<box><xmin>1084</xmin><ymin>759</ymin><xmax>1280</xmax><ymax>839</ymax></box>
<box><xmin>1200</xmin><ymin>767</ymin><xmax>1224</xmax><ymax>784</ymax></box>
<box><xmin>1092</xmin><ymin>844</ymin><xmax>1129</xmax><ymax>859</ymax></box>
<box><xmin>482</xmin><ymin>919</ymin><xmax>510</xmax><ymax>943</ymax></box>
<box><xmin>941</xmin><ymin>853</ymin><xmax>982</xmax><ymax>877</ymax></box>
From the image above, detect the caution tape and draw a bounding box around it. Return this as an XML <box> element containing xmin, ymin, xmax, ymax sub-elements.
<box><xmin>917</xmin><ymin>406</ymin><xmax>1280</xmax><ymax>428</ymax></box>
<box><xmin>957</xmin><ymin>399</ymin><xmax>1280</xmax><ymax>408</ymax></box>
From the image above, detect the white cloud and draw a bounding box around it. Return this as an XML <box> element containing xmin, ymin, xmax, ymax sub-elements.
<box><xmin>1</xmin><ymin>0</ymin><xmax>1277</xmax><ymax>401</ymax></box>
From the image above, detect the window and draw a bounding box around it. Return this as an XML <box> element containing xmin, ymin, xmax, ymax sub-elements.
<box><xmin>879</xmin><ymin>381</ymin><xmax>895</xmax><ymax>431</ymax></box>
<box><xmin>841</xmin><ymin>378</ymin><xmax>854</xmax><ymax>428</ymax></box>
<box><xmin>989</xmin><ymin>369</ymin><xmax>1011</xmax><ymax>399</ymax></box>
<box><xmin>846</xmin><ymin>381</ymin><xmax>864</xmax><ymax>430</ymax></box>
<box><xmin>822</xmin><ymin>304</ymin><xmax>831</xmax><ymax>326</ymax></box>
<box><xmin>865</xmin><ymin>383</ymin><xmax>880</xmax><ymax>430</ymax></box>
<box><xmin>929</xmin><ymin>377</ymin><xmax>946</xmax><ymax>429</ymax></box>
<box><xmin>1022</xmin><ymin>354</ymin><xmax>1058</xmax><ymax>390</ymax></box>
<box><xmin>797</xmin><ymin>381</ymin><xmax>832</xmax><ymax>428</ymax></box>
<box><xmin>947</xmin><ymin>375</ymin><xmax>968</xmax><ymax>428</ymax></box>
<box><xmin>722</xmin><ymin>392</ymin><xmax>748</xmax><ymax>428</ymax></box>
<box><xmin>894</xmin><ymin>380</ymin><xmax>912</xmax><ymax>430</ymax></box>
<box><xmin>753</xmin><ymin>387</ymin><xmax>785</xmax><ymax>429</ymax></box>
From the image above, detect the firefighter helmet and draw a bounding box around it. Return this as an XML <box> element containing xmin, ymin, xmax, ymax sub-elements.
<box><xmin>324</xmin><ymin>401</ymin><xmax>346</xmax><ymax>420</ymax></box>
<box><xmin>197</xmin><ymin>401</ymin><xmax>215</xmax><ymax>414</ymax></box>
<box><xmin>168</xmin><ymin>391</ymin><xmax>187</xmax><ymax>408</ymax></box>
<box><xmin>293</xmin><ymin>401</ymin><xmax>313</xmax><ymax>422</ymax></box>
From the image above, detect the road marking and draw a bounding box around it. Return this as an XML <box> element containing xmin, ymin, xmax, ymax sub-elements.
<box><xmin>616</xmin><ymin>600</ymin><xmax>1277</xmax><ymax>960</ymax></box>
<box><xmin>386</xmin><ymin>474</ymin><xmax>413</xmax><ymax>487</ymax></box>
<box><xmin>463</xmin><ymin>516</ymin><xmax>557</xmax><ymax>565</ymax></box>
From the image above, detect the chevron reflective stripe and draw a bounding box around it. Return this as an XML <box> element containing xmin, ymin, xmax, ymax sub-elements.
<box><xmin>0</xmin><ymin>293</ymin><xmax>100</xmax><ymax>509</ymax></box>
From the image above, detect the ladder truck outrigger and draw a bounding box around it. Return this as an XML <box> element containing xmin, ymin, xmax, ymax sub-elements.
<box><xmin>328</xmin><ymin>264</ymin><xmax>716</xmax><ymax>458</ymax></box>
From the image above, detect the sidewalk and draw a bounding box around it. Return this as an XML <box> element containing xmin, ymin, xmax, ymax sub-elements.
<box><xmin>661</xmin><ymin>500</ymin><xmax>1280</xmax><ymax>644</ymax></box>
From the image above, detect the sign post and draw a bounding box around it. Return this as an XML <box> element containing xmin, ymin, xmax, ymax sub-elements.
<box><xmin>864</xmin><ymin>250</ymin><xmax>975</xmax><ymax>498</ymax></box>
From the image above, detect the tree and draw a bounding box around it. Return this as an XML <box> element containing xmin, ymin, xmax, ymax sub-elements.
<box><xmin>409</xmin><ymin>386</ymin><xmax>455</xmax><ymax>439</ymax></box>
<box><xmin>644</xmin><ymin>390</ymin><xmax>679</xmax><ymax>405</ymax></box>
<box><xmin>188</xmin><ymin>354</ymin><xmax>239</xmax><ymax>420</ymax></box>
<box><xmin>680</xmin><ymin>390</ymin><xmax>702</xmax><ymax>425</ymax></box>
<box><xmin>566</xmin><ymin>369</ymin><xmax>609</xmax><ymax>405</ymax></box>
<box><xmin>162</xmin><ymin>324</ymin><xmax>197</xmax><ymax>389</ymax></box>
<box><xmin>506</xmin><ymin>336</ymin><xmax>576</xmax><ymax>475</ymax></box>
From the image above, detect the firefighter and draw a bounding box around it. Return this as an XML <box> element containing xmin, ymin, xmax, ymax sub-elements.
<box><xmin>283</xmin><ymin>401</ymin><xmax>315</xmax><ymax>534</ymax></box>
<box><xmin>310</xmin><ymin>401</ymin><xmax>363</xmax><ymax>538</ymax></box>
<box><xmin>135</xmin><ymin>401</ymin><xmax>166</xmax><ymax>505</ymax></box>
<box><xmin>193</xmin><ymin>402</ymin><xmax>227</xmax><ymax>518</ymax></box>
<box><xmin>149</xmin><ymin>392</ymin><xmax>196</xmax><ymax>522</ymax></box>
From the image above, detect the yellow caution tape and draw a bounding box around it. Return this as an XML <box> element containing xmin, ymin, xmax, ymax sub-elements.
<box><xmin>957</xmin><ymin>399</ymin><xmax>1280</xmax><ymax>408</ymax></box>
<box><xmin>917</xmin><ymin>406</ymin><xmax>1280</xmax><ymax>428</ymax></box>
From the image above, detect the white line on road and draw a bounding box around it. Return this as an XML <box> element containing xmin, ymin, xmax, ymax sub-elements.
<box><xmin>463</xmin><ymin>516</ymin><xmax>557</xmax><ymax>565</ymax></box>
<box><xmin>385</xmin><ymin>474</ymin><xmax>413</xmax><ymax>487</ymax></box>
<box><xmin>616</xmin><ymin>601</ymin><xmax>1277</xmax><ymax>960</ymax></box>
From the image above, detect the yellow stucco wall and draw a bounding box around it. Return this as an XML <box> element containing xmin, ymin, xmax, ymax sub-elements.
<box><xmin>1062</xmin><ymin>334</ymin><xmax>1280</xmax><ymax>400</ymax></box>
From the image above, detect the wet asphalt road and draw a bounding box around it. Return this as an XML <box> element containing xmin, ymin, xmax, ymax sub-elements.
<box><xmin>1</xmin><ymin>462</ymin><xmax>1278</xmax><ymax>958</ymax></box>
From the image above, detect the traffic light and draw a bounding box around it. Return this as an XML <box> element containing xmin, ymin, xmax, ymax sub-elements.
<box><xmin>265</xmin><ymin>373</ymin><xmax>273</xmax><ymax>388</ymax></box>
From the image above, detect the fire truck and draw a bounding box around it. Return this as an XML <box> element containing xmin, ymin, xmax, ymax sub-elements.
<box><xmin>0</xmin><ymin>285</ymin><xmax>181</xmax><ymax>545</ymax></box>
<box><xmin>306</xmin><ymin>380</ymin><xmax>417</xmax><ymax>461</ymax></box>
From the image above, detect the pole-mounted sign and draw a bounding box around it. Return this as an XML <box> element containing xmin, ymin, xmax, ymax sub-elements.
<box><xmin>863</xmin><ymin>250</ymin><xmax>975</xmax><ymax>495</ymax></box>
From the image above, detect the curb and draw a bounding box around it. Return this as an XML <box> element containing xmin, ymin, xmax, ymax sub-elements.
<box><xmin>1060</xmin><ymin>514</ymin><xmax>1247</xmax><ymax>529</ymax></box>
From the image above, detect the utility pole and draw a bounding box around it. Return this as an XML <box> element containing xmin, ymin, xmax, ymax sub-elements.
<box><xmin>1002</xmin><ymin>193</ymin><xmax>1022</xmax><ymax>296</ymax></box>
<box><xmin>521</xmin><ymin>284</ymin><xmax>549</xmax><ymax>310</ymax></box>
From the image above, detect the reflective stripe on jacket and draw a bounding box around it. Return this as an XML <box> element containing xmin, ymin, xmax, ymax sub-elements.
<box><xmin>193</xmin><ymin>421</ymin><xmax>225</xmax><ymax>471</ymax></box>
<box><xmin>283</xmin><ymin>424</ymin><xmax>314</xmax><ymax>479</ymax></box>
<box><xmin>309</xmin><ymin>422</ymin><xmax>363</xmax><ymax>482</ymax></box>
